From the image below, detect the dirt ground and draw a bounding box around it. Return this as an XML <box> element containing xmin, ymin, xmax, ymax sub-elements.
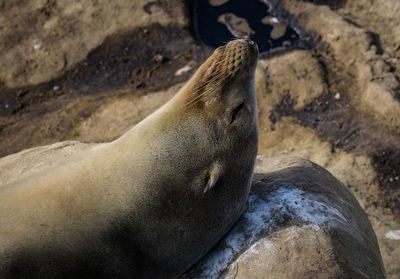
<box><xmin>0</xmin><ymin>0</ymin><xmax>399</xmax><ymax>277</ymax></box>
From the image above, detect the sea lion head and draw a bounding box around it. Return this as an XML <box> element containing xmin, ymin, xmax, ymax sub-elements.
<box><xmin>184</xmin><ymin>38</ymin><xmax>259</xmax><ymax>187</ymax></box>
<box><xmin>149</xmin><ymin>39</ymin><xmax>259</xmax><ymax>276</ymax></box>
<box><xmin>182</xmin><ymin>38</ymin><xmax>259</xmax><ymax>161</ymax></box>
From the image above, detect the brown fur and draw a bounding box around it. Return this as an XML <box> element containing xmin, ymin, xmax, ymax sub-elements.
<box><xmin>0</xmin><ymin>39</ymin><xmax>259</xmax><ymax>279</ymax></box>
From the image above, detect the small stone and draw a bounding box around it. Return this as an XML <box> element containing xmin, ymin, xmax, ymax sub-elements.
<box><xmin>283</xmin><ymin>41</ymin><xmax>292</xmax><ymax>47</ymax></box>
<box><xmin>209</xmin><ymin>0</ymin><xmax>229</xmax><ymax>7</ymax></box>
<box><xmin>385</xmin><ymin>230</ymin><xmax>400</xmax><ymax>240</ymax></box>
<box><xmin>33</xmin><ymin>40</ymin><xmax>41</xmax><ymax>50</ymax></box>
<box><xmin>334</xmin><ymin>92</ymin><xmax>340</xmax><ymax>100</ymax></box>
<box><xmin>53</xmin><ymin>85</ymin><xmax>60</xmax><ymax>91</ymax></box>
<box><xmin>153</xmin><ymin>54</ymin><xmax>164</xmax><ymax>63</ymax></box>
<box><xmin>175</xmin><ymin>61</ymin><xmax>196</xmax><ymax>76</ymax></box>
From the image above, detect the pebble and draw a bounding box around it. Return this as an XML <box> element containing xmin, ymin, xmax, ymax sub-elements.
<box><xmin>385</xmin><ymin>230</ymin><xmax>400</xmax><ymax>240</ymax></box>
<box><xmin>175</xmin><ymin>61</ymin><xmax>195</xmax><ymax>76</ymax></box>
<box><xmin>153</xmin><ymin>54</ymin><xmax>164</xmax><ymax>63</ymax></box>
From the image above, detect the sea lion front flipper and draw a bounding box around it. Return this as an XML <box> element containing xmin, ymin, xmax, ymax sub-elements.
<box><xmin>204</xmin><ymin>162</ymin><xmax>223</xmax><ymax>193</ymax></box>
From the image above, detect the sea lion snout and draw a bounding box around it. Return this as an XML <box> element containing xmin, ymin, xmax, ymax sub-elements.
<box><xmin>223</xmin><ymin>39</ymin><xmax>259</xmax><ymax>78</ymax></box>
<box><xmin>225</xmin><ymin>38</ymin><xmax>258</xmax><ymax>54</ymax></box>
<box><xmin>182</xmin><ymin>39</ymin><xmax>258</xmax><ymax>108</ymax></box>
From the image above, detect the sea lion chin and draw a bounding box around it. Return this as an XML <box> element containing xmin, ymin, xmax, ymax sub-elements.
<box><xmin>0</xmin><ymin>39</ymin><xmax>259</xmax><ymax>278</ymax></box>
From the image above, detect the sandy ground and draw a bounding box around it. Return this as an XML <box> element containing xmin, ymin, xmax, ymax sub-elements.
<box><xmin>0</xmin><ymin>0</ymin><xmax>399</xmax><ymax>277</ymax></box>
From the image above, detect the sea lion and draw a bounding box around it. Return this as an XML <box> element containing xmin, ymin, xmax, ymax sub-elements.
<box><xmin>0</xmin><ymin>39</ymin><xmax>259</xmax><ymax>278</ymax></box>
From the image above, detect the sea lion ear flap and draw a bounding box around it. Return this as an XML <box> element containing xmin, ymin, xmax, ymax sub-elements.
<box><xmin>204</xmin><ymin>162</ymin><xmax>223</xmax><ymax>193</ymax></box>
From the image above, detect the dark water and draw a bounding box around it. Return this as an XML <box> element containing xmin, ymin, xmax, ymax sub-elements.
<box><xmin>192</xmin><ymin>0</ymin><xmax>306</xmax><ymax>54</ymax></box>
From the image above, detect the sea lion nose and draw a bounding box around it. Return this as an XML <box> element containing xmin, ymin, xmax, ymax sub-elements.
<box><xmin>228</xmin><ymin>39</ymin><xmax>258</xmax><ymax>52</ymax></box>
<box><xmin>221</xmin><ymin>39</ymin><xmax>259</xmax><ymax>79</ymax></box>
<box><xmin>231</xmin><ymin>38</ymin><xmax>254</xmax><ymax>45</ymax></box>
<box><xmin>234</xmin><ymin>39</ymin><xmax>259</xmax><ymax>53</ymax></box>
<box><xmin>245</xmin><ymin>39</ymin><xmax>259</xmax><ymax>52</ymax></box>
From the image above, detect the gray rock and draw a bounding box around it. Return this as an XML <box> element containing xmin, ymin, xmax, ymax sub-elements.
<box><xmin>183</xmin><ymin>156</ymin><xmax>386</xmax><ymax>279</ymax></box>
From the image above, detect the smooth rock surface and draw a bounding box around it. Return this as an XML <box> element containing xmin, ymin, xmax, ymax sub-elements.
<box><xmin>183</xmin><ymin>156</ymin><xmax>386</xmax><ymax>279</ymax></box>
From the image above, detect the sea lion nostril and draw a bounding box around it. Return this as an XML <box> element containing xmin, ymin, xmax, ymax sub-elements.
<box><xmin>239</xmin><ymin>39</ymin><xmax>254</xmax><ymax>46</ymax></box>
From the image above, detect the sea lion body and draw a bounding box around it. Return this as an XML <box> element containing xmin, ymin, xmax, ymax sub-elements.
<box><xmin>0</xmin><ymin>39</ymin><xmax>259</xmax><ymax>278</ymax></box>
